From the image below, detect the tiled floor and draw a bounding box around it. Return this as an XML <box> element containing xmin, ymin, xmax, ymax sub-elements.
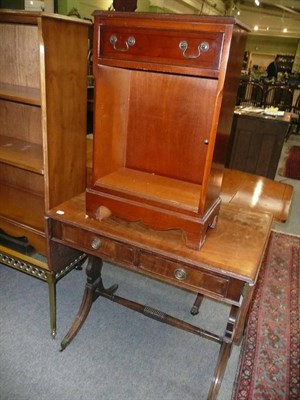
<box><xmin>273</xmin><ymin>133</ymin><xmax>300</xmax><ymax>235</ymax></box>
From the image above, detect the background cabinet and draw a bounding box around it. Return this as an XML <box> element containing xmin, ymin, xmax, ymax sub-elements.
<box><xmin>86</xmin><ymin>12</ymin><xmax>249</xmax><ymax>250</ymax></box>
<box><xmin>227</xmin><ymin>111</ymin><xmax>290</xmax><ymax>179</ymax></box>
<box><xmin>0</xmin><ymin>10</ymin><xmax>89</xmax><ymax>257</ymax></box>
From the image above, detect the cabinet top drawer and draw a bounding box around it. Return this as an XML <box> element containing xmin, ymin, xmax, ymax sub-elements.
<box><xmin>96</xmin><ymin>26</ymin><xmax>224</xmax><ymax>73</ymax></box>
<box><xmin>93</xmin><ymin>12</ymin><xmax>249</xmax><ymax>77</ymax></box>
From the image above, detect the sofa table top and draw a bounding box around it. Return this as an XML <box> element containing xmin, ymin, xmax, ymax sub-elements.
<box><xmin>47</xmin><ymin>193</ymin><xmax>272</xmax><ymax>284</ymax></box>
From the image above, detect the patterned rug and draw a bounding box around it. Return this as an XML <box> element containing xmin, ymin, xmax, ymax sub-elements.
<box><xmin>233</xmin><ymin>231</ymin><xmax>300</xmax><ymax>400</ymax></box>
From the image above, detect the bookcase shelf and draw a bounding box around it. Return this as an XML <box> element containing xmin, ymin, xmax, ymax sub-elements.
<box><xmin>0</xmin><ymin>82</ymin><xmax>41</xmax><ymax>106</ymax></box>
<box><xmin>0</xmin><ymin>135</ymin><xmax>43</xmax><ymax>173</ymax></box>
<box><xmin>95</xmin><ymin>168</ymin><xmax>202</xmax><ymax>213</ymax></box>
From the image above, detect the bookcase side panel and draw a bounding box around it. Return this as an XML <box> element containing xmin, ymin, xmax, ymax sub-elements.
<box><xmin>92</xmin><ymin>65</ymin><xmax>130</xmax><ymax>181</ymax></box>
<box><xmin>41</xmin><ymin>17</ymin><xmax>89</xmax><ymax>210</ymax></box>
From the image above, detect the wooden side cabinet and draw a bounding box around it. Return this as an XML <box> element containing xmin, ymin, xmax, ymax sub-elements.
<box><xmin>86</xmin><ymin>12</ymin><xmax>249</xmax><ymax>250</ymax></box>
<box><xmin>0</xmin><ymin>10</ymin><xmax>90</xmax><ymax>336</ymax></box>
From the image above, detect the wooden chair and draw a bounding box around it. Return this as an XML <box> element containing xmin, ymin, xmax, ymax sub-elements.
<box><xmin>289</xmin><ymin>94</ymin><xmax>300</xmax><ymax>136</ymax></box>
<box><xmin>263</xmin><ymin>85</ymin><xmax>293</xmax><ymax>111</ymax></box>
<box><xmin>293</xmin><ymin>94</ymin><xmax>300</xmax><ymax>112</ymax></box>
<box><xmin>236</xmin><ymin>81</ymin><xmax>264</xmax><ymax>107</ymax></box>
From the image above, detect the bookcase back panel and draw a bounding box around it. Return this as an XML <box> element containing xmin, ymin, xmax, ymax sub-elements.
<box><xmin>0</xmin><ymin>24</ymin><xmax>40</xmax><ymax>89</ymax></box>
<box><xmin>126</xmin><ymin>71</ymin><xmax>218</xmax><ymax>183</ymax></box>
<box><xmin>92</xmin><ymin>66</ymin><xmax>218</xmax><ymax>185</ymax></box>
<box><xmin>0</xmin><ymin>185</ymin><xmax>44</xmax><ymax>233</ymax></box>
<box><xmin>0</xmin><ymin>164</ymin><xmax>44</xmax><ymax>196</ymax></box>
<box><xmin>0</xmin><ymin>100</ymin><xmax>42</xmax><ymax>144</ymax></box>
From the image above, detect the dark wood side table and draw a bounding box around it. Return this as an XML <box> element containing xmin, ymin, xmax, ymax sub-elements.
<box><xmin>46</xmin><ymin>193</ymin><xmax>272</xmax><ymax>400</ymax></box>
<box><xmin>227</xmin><ymin>110</ymin><xmax>291</xmax><ymax>179</ymax></box>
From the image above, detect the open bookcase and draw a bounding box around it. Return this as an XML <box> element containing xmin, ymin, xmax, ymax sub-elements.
<box><xmin>0</xmin><ymin>10</ymin><xmax>90</xmax><ymax>335</ymax></box>
<box><xmin>86</xmin><ymin>12</ymin><xmax>249</xmax><ymax>249</ymax></box>
<box><xmin>0</xmin><ymin>10</ymin><xmax>89</xmax><ymax>256</ymax></box>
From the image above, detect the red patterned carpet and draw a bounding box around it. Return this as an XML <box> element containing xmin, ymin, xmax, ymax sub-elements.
<box><xmin>233</xmin><ymin>231</ymin><xmax>300</xmax><ymax>400</ymax></box>
<box><xmin>284</xmin><ymin>146</ymin><xmax>300</xmax><ymax>180</ymax></box>
<box><xmin>279</xmin><ymin>145</ymin><xmax>300</xmax><ymax>181</ymax></box>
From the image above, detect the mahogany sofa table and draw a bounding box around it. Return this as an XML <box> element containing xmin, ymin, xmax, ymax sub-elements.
<box><xmin>46</xmin><ymin>193</ymin><xmax>272</xmax><ymax>400</ymax></box>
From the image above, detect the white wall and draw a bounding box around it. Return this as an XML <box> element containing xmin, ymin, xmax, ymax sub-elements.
<box><xmin>59</xmin><ymin>0</ymin><xmax>225</xmax><ymax>19</ymax></box>
<box><xmin>24</xmin><ymin>0</ymin><xmax>53</xmax><ymax>12</ymax></box>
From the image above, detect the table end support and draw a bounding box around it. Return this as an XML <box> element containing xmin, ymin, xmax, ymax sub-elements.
<box><xmin>60</xmin><ymin>256</ymin><xmax>118</xmax><ymax>352</ymax></box>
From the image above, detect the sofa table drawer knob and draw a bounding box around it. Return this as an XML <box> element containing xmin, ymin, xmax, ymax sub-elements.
<box><xmin>91</xmin><ymin>238</ymin><xmax>102</xmax><ymax>250</ymax></box>
<box><xmin>174</xmin><ymin>268</ymin><xmax>187</xmax><ymax>281</ymax></box>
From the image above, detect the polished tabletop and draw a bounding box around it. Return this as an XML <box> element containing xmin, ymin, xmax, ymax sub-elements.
<box><xmin>47</xmin><ymin>193</ymin><xmax>273</xmax><ymax>284</ymax></box>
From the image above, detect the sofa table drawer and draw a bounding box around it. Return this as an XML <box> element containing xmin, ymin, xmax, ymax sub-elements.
<box><xmin>61</xmin><ymin>225</ymin><xmax>135</xmax><ymax>265</ymax></box>
<box><xmin>97</xmin><ymin>26</ymin><xmax>223</xmax><ymax>71</ymax></box>
<box><xmin>138</xmin><ymin>251</ymin><xmax>230</xmax><ymax>298</ymax></box>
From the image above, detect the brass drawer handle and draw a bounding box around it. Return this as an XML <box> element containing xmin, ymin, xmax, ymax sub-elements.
<box><xmin>91</xmin><ymin>238</ymin><xmax>102</xmax><ymax>250</ymax></box>
<box><xmin>179</xmin><ymin>40</ymin><xmax>209</xmax><ymax>59</ymax></box>
<box><xmin>110</xmin><ymin>34</ymin><xmax>136</xmax><ymax>52</ymax></box>
<box><xmin>174</xmin><ymin>268</ymin><xmax>187</xmax><ymax>281</ymax></box>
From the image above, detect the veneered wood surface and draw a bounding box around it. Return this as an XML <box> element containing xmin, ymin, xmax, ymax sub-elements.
<box><xmin>221</xmin><ymin>169</ymin><xmax>293</xmax><ymax>222</ymax></box>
